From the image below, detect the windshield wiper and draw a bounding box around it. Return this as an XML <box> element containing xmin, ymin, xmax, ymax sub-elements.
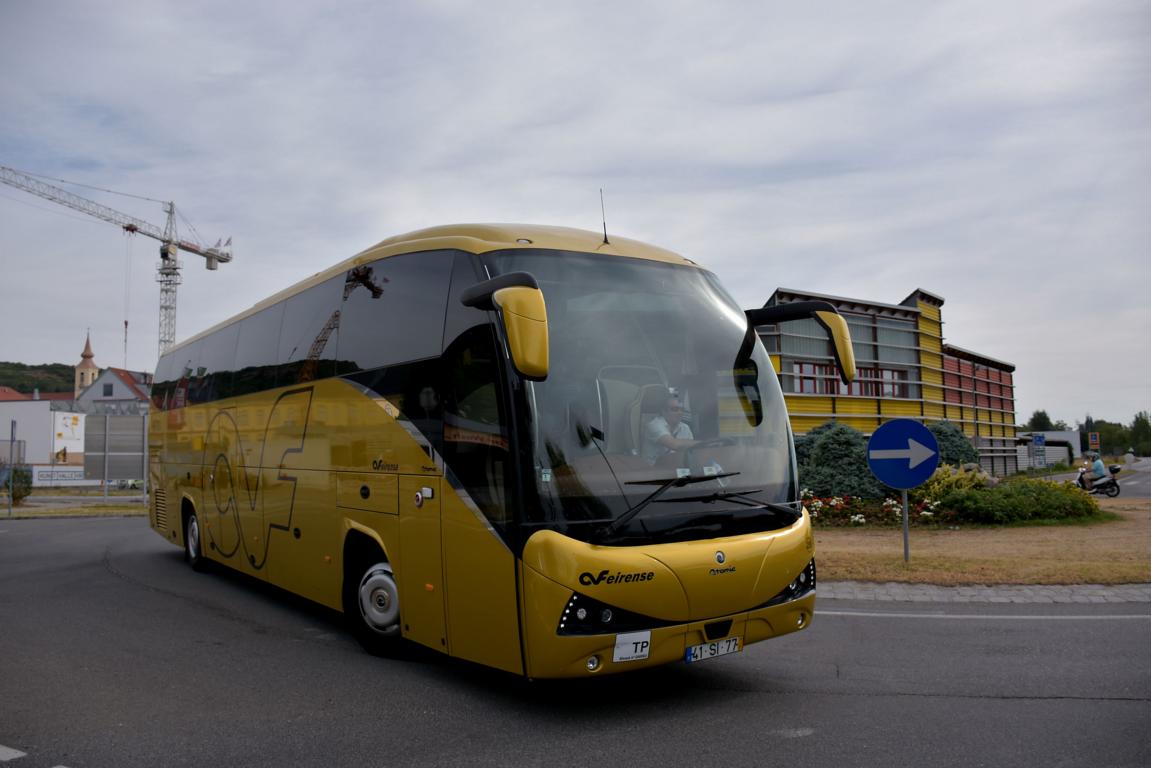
<box><xmin>656</xmin><ymin>491</ymin><xmax>803</xmax><ymax>519</ymax></box>
<box><xmin>601</xmin><ymin>472</ymin><xmax>740</xmax><ymax>537</ymax></box>
<box><xmin>656</xmin><ymin>488</ymin><xmax>765</xmax><ymax>507</ymax></box>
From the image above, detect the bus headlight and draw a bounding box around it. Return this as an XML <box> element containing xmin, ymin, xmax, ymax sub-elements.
<box><xmin>557</xmin><ymin>592</ymin><xmax>672</xmax><ymax>636</ymax></box>
<box><xmin>758</xmin><ymin>559</ymin><xmax>817</xmax><ymax>608</ymax></box>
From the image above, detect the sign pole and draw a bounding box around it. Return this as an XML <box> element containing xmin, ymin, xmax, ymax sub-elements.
<box><xmin>866</xmin><ymin>419</ymin><xmax>940</xmax><ymax>568</ymax></box>
<box><xmin>8</xmin><ymin>420</ymin><xmax>16</xmax><ymax>518</ymax></box>
<box><xmin>901</xmin><ymin>489</ymin><xmax>910</xmax><ymax>562</ymax></box>
<box><xmin>102</xmin><ymin>415</ymin><xmax>110</xmax><ymax>502</ymax></box>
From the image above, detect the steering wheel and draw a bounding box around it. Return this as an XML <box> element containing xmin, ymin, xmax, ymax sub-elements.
<box><xmin>693</xmin><ymin>437</ymin><xmax>736</xmax><ymax>449</ymax></box>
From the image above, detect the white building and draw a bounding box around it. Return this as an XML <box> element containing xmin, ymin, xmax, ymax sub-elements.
<box><xmin>1</xmin><ymin>334</ymin><xmax>150</xmax><ymax>485</ymax></box>
<box><xmin>0</xmin><ymin>400</ymin><xmax>88</xmax><ymax>484</ymax></box>
<box><xmin>76</xmin><ymin>367</ymin><xmax>152</xmax><ymax>415</ymax></box>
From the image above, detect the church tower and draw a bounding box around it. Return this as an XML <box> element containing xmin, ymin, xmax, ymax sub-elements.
<box><xmin>75</xmin><ymin>332</ymin><xmax>100</xmax><ymax>398</ymax></box>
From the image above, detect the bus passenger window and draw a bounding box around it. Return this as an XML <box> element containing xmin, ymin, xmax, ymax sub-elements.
<box><xmin>336</xmin><ymin>252</ymin><xmax>453</xmax><ymax>374</ymax></box>
<box><xmin>277</xmin><ymin>276</ymin><xmax>345</xmax><ymax>386</ymax></box>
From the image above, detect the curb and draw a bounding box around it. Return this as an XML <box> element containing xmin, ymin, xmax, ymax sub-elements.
<box><xmin>820</xmin><ymin>580</ymin><xmax>1151</xmax><ymax>603</ymax></box>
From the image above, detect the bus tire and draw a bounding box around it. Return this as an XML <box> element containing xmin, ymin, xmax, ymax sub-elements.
<box><xmin>345</xmin><ymin>560</ymin><xmax>402</xmax><ymax>655</ymax></box>
<box><xmin>184</xmin><ymin>510</ymin><xmax>206</xmax><ymax>572</ymax></box>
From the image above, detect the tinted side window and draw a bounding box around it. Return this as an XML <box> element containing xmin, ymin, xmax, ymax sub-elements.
<box><xmin>151</xmin><ymin>352</ymin><xmax>176</xmax><ymax>409</ymax></box>
<box><xmin>336</xmin><ymin>251</ymin><xmax>454</xmax><ymax>373</ymax></box>
<box><xmin>233</xmin><ymin>304</ymin><xmax>285</xmax><ymax>397</ymax></box>
<box><xmin>190</xmin><ymin>324</ymin><xmax>239</xmax><ymax>404</ymax></box>
<box><xmin>277</xmin><ymin>276</ymin><xmax>344</xmax><ymax>386</ymax></box>
<box><xmin>172</xmin><ymin>338</ymin><xmax>204</xmax><ymax>409</ymax></box>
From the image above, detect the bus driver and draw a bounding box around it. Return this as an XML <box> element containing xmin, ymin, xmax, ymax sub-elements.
<box><xmin>643</xmin><ymin>395</ymin><xmax>698</xmax><ymax>465</ymax></box>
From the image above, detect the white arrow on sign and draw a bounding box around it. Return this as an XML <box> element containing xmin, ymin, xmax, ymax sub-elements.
<box><xmin>868</xmin><ymin>438</ymin><xmax>936</xmax><ymax>469</ymax></box>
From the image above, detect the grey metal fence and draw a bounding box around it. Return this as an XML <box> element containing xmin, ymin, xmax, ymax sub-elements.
<box><xmin>84</xmin><ymin>414</ymin><xmax>146</xmax><ymax>482</ymax></box>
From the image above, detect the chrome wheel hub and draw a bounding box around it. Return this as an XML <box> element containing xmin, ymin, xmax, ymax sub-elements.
<box><xmin>358</xmin><ymin>565</ymin><xmax>400</xmax><ymax>636</ymax></box>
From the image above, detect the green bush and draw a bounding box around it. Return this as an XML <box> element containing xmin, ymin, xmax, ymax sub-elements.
<box><xmin>913</xmin><ymin>464</ymin><xmax>992</xmax><ymax>503</ymax></box>
<box><xmin>797</xmin><ymin>421</ymin><xmax>886</xmax><ymax>500</ymax></box>
<box><xmin>935</xmin><ymin>479</ymin><xmax>1098</xmax><ymax>525</ymax></box>
<box><xmin>928</xmin><ymin>420</ymin><xmax>980</xmax><ymax>466</ymax></box>
<box><xmin>2</xmin><ymin>467</ymin><xmax>32</xmax><ymax>505</ymax></box>
<box><xmin>809</xmin><ymin>477</ymin><xmax>1101</xmax><ymax>528</ymax></box>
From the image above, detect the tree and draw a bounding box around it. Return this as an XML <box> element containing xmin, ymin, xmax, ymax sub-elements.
<box><xmin>1025</xmin><ymin>410</ymin><xmax>1054</xmax><ymax>431</ymax></box>
<box><xmin>1</xmin><ymin>466</ymin><xmax>32</xmax><ymax>506</ymax></box>
<box><xmin>1078</xmin><ymin>414</ymin><xmax>1131</xmax><ymax>456</ymax></box>
<box><xmin>1128</xmin><ymin>411</ymin><xmax>1151</xmax><ymax>455</ymax></box>
<box><xmin>928</xmin><ymin>420</ymin><xmax>980</xmax><ymax>466</ymax></box>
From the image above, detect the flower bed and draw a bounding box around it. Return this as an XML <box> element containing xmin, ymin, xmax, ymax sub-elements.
<box><xmin>802</xmin><ymin>465</ymin><xmax>1102</xmax><ymax>527</ymax></box>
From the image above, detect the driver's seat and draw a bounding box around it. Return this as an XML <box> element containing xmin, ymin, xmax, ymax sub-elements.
<box><xmin>627</xmin><ymin>384</ymin><xmax>672</xmax><ymax>456</ymax></box>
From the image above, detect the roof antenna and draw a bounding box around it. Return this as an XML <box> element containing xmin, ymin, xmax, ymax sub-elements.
<box><xmin>600</xmin><ymin>188</ymin><xmax>610</xmax><ymax>245</ymax></box>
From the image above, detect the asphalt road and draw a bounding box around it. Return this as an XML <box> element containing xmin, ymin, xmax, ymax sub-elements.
<box><xmin>1</xmin><ymin>518</ymin><xmax>1148</xmax><ymax>768</ymax></box>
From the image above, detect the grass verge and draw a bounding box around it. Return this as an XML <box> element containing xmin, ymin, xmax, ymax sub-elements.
<box><xmin>815</xmin><ymin>498</ymin><xmax>1151</xmax><ymax>585</ymax></box>
<box><xmin>0</xmin><ymin>500</ymin><xmax>147</xmax><ymax>518</ymax></box>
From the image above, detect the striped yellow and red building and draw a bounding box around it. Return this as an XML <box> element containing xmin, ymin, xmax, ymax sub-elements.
<box><xmin>756</xmin><ymin>288</ymin><xmax>1018</xmax><ymax>475</ymax></box>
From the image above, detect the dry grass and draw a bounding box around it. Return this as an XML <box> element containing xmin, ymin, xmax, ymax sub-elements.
<box><xmin>0</xmin><ymin>496</ymin><xmax>147</xmax><ymax>518</ymax></box>
<box><xmin>815</xmin><ymin>498</ymin><xmax>1151</xmax><ymax>585</ymax></box>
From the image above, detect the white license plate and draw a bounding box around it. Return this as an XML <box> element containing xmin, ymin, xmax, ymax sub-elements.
<box><xmin>684</xmin><ymin>636</ymin><xmax>742</xmax><ymax>663</ymax></box>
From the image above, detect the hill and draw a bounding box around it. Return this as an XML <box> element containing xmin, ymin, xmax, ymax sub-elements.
<box><xmin>0</xmin><ymin>362</ymin><xmax>74</xmax><ymax>395</ymax></box>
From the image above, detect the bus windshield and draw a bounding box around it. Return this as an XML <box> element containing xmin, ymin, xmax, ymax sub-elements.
<box><xmin>483</xmin><ymin>250</ymin><xmax>796</xmax><ymax>546</ymax></box>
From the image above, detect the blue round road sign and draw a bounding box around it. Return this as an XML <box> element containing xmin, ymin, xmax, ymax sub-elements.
<box><xmin>867</xmin><ymin>419</ymin><xmax>940</xmax><ymax>490</ymax></box>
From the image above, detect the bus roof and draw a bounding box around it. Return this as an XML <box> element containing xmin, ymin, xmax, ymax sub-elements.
<box><xmin>167</xmin><ymin>223</ymin><xmax>698</xmax><ymax>355</ymax></box>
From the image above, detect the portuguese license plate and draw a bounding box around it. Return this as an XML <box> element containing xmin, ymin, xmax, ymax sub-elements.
<box><xmin>684</xmin><ymin>636</ymin><xmax>742</xmax><ymax>663</ymax></box>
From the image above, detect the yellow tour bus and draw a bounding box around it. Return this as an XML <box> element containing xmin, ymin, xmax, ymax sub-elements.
<box><xmin>147</xmin><ymin>223</ymin><xmax>855</xmax><ymax>678</ymax></box>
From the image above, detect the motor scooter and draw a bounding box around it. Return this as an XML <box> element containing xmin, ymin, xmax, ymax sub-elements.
<box><xmin>1076</xmin><ymin>464</ymin><xmax>1121</xmax><ymax>497</ymax></box>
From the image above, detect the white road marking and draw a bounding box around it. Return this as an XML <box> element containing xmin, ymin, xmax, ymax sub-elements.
<box><xmin>0</xmin><ymin>745</ymin><xmax>27</xmax><ymax>761</ymax></box>
<box><xmin>820</xmin><ymin>610</ymin><xmax>1151</xmax><ymax>621</ymax></box>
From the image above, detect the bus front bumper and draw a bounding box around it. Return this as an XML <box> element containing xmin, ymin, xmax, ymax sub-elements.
<box><xmin>523</xmin><ymin>591</ymin><xmax>816</xmax><ymax>679</ymax></box>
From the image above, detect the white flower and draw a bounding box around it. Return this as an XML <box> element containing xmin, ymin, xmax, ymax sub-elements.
<box><xmin>850</xmin><ymin>514</ymin><xmax>866</xmax><ymax>525</ymax></box>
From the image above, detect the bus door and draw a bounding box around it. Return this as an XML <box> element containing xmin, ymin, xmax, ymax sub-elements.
<box><xmin>398</xmin><ymin>475</ymin><xmax>447</xmax><ymax>651</ymax></box>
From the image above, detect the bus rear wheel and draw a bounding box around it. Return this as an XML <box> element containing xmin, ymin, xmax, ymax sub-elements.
<box><xmin>346</xmin><ymin>561</ymin><xmax>401</xmax><ymax>654</ymax></box>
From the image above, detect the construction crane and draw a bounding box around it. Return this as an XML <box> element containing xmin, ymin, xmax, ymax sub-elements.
<box><xmin>0</xmin><ymin>164</ymin><xmax>232</xmax><ymax>357</ymax></box>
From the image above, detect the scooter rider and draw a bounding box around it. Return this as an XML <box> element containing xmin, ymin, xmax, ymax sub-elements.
<box><xmin>1084</xmin><ymin>451</ymin><xmax>1107</xmax><ymax>489</ymax></box>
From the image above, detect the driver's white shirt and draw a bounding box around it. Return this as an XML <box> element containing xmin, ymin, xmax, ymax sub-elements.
<box><xmin>643</xmin><ymin>416</ymin><xmax>694</xmax><ymax>465</ymax></box>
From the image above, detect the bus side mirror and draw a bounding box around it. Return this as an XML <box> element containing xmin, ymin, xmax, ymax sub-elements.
<box><xmin>493</xmin><ymin>286</ymin><xmax>549</xmax><ymax>381</ymax></box>
<box><xmin>461</xmin><ymin>272</ymin><xmax>550</xmax><ymax>381</ymax></box>
<box><xmin>745</xmin><ymin>301</ymin><xmax>857</xmax><ymax>384</ymax></box>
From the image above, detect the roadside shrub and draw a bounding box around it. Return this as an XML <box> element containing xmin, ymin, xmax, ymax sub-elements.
<box><xmin>797</xmin><ymin>422</ymin><xmax>886</xmax><ymax>500</ymax></box>
<box><xmin>793</xmin><ymin>421</ymin><xmax>838</xmax><ymax>468</ymax></box>
<box><xmin>936</xmin><ymin>479</ymin><xmax>1098</xmax><ymax>525</ymax></box>
<box><xmin>928</xmin><ymin>420</ymin><xmax>980</xmax><ymax>466</ymax></box>
<box><xmin>2</xmin><ymin>467</ymin><xmax>32</xmax><ymax>506</ymax></box>
<box><xmin>912</xmin><ymin>464</ymin><xmax>992</xmax><ymax>503</ymax></box>
<box><xmin>809</xmin><ymin>478</ymin><xmax>1101</xmax><ymax>527</ymax></box>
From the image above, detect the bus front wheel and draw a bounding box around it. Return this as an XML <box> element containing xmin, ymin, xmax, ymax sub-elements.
<box><xmin>347</xmin><ymin>561</ymin><xmax>401</xmax><ymax>654</ymax></box>
<box><xmin>184</xmin><ymin>511</ymin><xmax>206</xmax><ymax>572</ymax></box>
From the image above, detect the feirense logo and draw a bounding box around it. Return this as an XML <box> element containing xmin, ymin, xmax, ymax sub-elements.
<box><xmin>578</xmin><ymin>569</ymin><xmax>655</xmax><ymax>586</ymax></box>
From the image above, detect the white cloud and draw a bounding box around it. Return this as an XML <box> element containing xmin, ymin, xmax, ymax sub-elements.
<box><xmin>1</xmin><ymin>0</ymin><xmax>1148</xmax><ymax>424</ymax></box>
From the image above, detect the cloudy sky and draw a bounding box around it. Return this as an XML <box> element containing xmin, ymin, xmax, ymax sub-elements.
<box><xmin>1</xmin><ymin>0</ymin><xmax>1148</xmax><ymax>426</ymax></box>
